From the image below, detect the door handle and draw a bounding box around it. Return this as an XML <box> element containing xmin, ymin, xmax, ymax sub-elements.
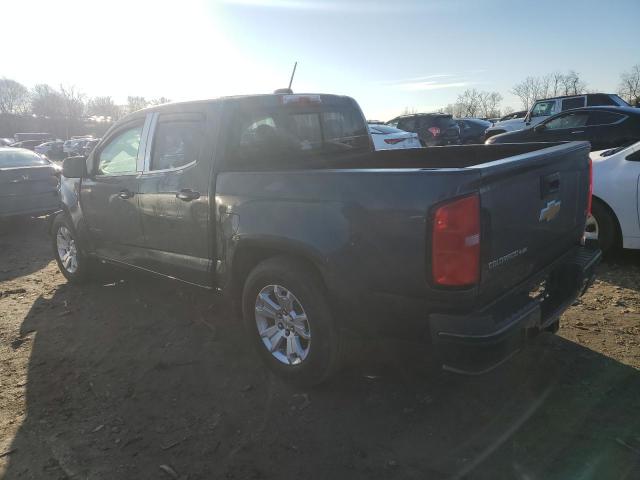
<box><xmin>176</xmin><ymin>189</ymin><xmax>200</xmax><ymax>201</ymax></box>
<box><xmin>118</xmin><ymin>189</ymin><xmax>134</xmax><ymax>199</ymax></box>
<box><xmin>571</xmin><ymin>130</ymin><xmax>585</xmax><ymax>134</ymax></box>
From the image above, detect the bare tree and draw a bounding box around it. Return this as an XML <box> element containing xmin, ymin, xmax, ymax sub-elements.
<box><xmin>401</xmin><ymin>106</ymin><xmax>417</xmax><ymax>115</ymax></box>
<box><xmin>478</xmin><ymin>91</ymin><xmax>503</xmax><ymax>118</ymax></box>
<box><xmin>60</xmin><ymin>85</ymin><xmax>86</xmax><ymax>119</ymax></box>
<box><xmin>0</xmin><ymin>78</ymin><xmax>30</xmax><ymax>114</ymax></box>
<box><xmin>512</xmin><ymin>71</ymin><xmax>587</xmax><ymax>109</ymax></box>
<box><xmin>455</xmin><ymin>89</ymin><xmax>482</xmax><ymax>117</ymax></box>
<box><xmin>31</xmin><ymin>84</ymin><xmax>64</xmax><ymax>118</ymax></box>
<box><xmin>501</xmin><ymin>105</ymin><xmax>515</xmax><ymax>116</ymax></box>
<box><xmin>560</xmin><ymin>70</ymin><xmax>586</xmax><ymax>96</ymax></box>
<box><xmin>618</xmin><ymin>64</ymin><xmax>640</xmax><ymax>105</ymax></box>
<box><xmin>149</xmin><ymin>97</ymin><xmax>171</xmax><ymax>106</ymax></box>
<box><xmin>127</xmin><ymin>96</ymin><xmax>148</xmax><ymax>114</ymax></box>
<box><xmin>87</xmin><ymin>96</ymin><xmax>121</xmax><ymax>120</ymax></box>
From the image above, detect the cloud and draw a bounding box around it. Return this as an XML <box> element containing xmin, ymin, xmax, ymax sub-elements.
<box><xmin>397</xmin><ymin>81</ymin><xmax>471</xmax><ymax>92</ymax></box>
<box><xmin>221</xmin><ymin>0</ymin><xmax>455</xmax><ymax>13</ymax></box>
<box><xmin>222</xmin><ymin>0</ymin><xmax>352</xmax><ymax>10</ymax></box>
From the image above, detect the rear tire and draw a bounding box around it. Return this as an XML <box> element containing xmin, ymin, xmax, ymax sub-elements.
<box><xmin>52</xmin><ymin>214</ymin><xmax>93</xmax><ymax>284</ymax></box>
<box><xmin>241</xmin><ymin>256</ymin><xmax>341</xmax><ymax>386</ymax></box>
<box><xmin>589</xmin><ymin>199</ymin><xmax>618</xmax><ymax>254</ymax></box>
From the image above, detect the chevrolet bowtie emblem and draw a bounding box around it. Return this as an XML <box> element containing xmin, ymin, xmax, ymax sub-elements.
<box><xmin>539</xmin><ymin>200</ymin><xmax>561</xmax><ymax>222</ymax></box>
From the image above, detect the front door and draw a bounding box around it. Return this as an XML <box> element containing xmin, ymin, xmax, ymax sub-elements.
<box><xmin>80</xmin><ymin>118</ymin><xmax>148</xmax><ymax>264</ymax></box>
<box><xmin>136</xmin><ymin>111</ymin><xmax>212</xmax><ymax>285</ymax></box>
<box><xmin>535</xmin><ymin>111</ymin><xmax>590</xmax><ymax>143</ymax></box>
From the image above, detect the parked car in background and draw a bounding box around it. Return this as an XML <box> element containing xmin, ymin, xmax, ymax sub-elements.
<box><xmin>456</xmin><ymin>118</ymin><xmax>492</xmax><ymax>144</ymax></box>
<box><xmin>484</xmin><ymin>94</ymin><xmax>630</xmax><ymax>140</ymax></box>
<box><xmin>10</xmin><ymin>139</ymin><xmax>46</xmax><ymax>150</ymax></box>
<box><xmin>35</xmin><ymin>140</ymin><xmax>65</xmax><ymax>160</ymax></box>
<box><xmin>368</xmin><ymin>124</ymin><xmax>421</xmax><ymax>150</ymax></box>
<box><xmin>13</xmin><ymin>132</ymin><xmax>54</xmax><ymax>143</ymax></box>
<box><xmin>387</xmin><ymin>113</ymin><xmax>460</xmax><ymax>146</ymax></box>
<box><xmin>486</xmin><ymin>106</ymin><xmax>640</xmax><ymax>151</ymax></box>
<box><xmin>82</xmin><ymin>138</ymin><xmax>100</xmax><ymax>156</ymax></box>
<box><xmin>54</xmin><ymin>92</ymin><xmax>599</xmax><ymax>384</ymax></box>
<box><xmin>63</xmin><ymin>138</ymin><xmax>92</xmax><ymax>157</ymax></box>
<box><xmin>498</xmin><ymin>110</ymin><xmax>527</xmax><ymax>122</ymax></box>
<box><xmin>586</xmin><ymin>141</ymin><xmax>640</xmax><ymax>253</ymax></box>
<box><xmin>0</xmin><ymin>147</ymin><xmax>60</xmax><ymax>218</ymax></box>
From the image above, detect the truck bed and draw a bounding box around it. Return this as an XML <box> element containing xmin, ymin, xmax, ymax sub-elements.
<box><xmin>225</xmin><ymin>142</ymin><xmax>571</xmax><ymax>171</ymax></box>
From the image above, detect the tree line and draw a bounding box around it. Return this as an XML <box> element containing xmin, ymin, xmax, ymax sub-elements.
<box><xmin>436</xmin><ymin>64</ymin><xmax>640</xmax><ymax>119</ymax></box>
<box><xmin>0</xmin><ymin>80</ymin><xmax>170</xmax><ymax>138</ymax></box>
<box><xmin>0</xmin><ymin>79</ymin><xmax>169</xmax><ymax>119</ymax></box>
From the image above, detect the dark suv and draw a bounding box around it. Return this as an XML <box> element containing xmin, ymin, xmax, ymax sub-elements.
<box><xmin>387</xmin><ymin>113</ymin><xmax>461</xmax><ymax>146</ymax></box>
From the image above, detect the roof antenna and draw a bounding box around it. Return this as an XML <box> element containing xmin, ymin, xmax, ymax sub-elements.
<box><xmin>274</xmin><ymin>61</ymin><xmax>297</xmax><ymax>94</ymax></box>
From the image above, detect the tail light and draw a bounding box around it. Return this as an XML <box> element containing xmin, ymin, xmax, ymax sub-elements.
<box><xmin>587</xmin><ymin>158</ymin><xmax>593</xmax><ymax>215</ymax></box>
<box><xmin>432</xmin><ymin>194</ymin><xmax>480</xmax><ymax>287</ymax></box>
<box><xmin>428</xmin><ymin>126</ymin><xmax>441</xmax><ymax>137</ymax></box>
<box><xmin>384</xmin><ymin>138</ymin><xmax>405</xmax><ymax>145</ymax></box>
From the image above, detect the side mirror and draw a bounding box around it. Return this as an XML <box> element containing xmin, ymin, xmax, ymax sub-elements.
<box><xmin>62</xmin><ymin>155</ymin><xmax>87</xmax><ymax>178</ymax></box>
<box><xmin>534</xmin><ymin>124</ymin><xmax>546</xmax><ymax>133</ymax></box>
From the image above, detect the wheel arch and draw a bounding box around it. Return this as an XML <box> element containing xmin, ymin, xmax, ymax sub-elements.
<box><xmin>592</xmin><ymin>194</ymin><xmax>622</xmax><ymax>247</ymax></box>
<box><xmin>227</xmin><ymin>238</ymin><xmax>329</xmax><ymax>307</ymax></box>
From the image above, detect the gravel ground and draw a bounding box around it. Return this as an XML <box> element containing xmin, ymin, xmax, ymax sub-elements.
<box><xmin>0</xmin><ymin>216</ymin><xmax>639</xmax><ymax>479</ymax></box>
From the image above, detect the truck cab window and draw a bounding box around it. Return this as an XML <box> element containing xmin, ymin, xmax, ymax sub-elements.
<box><xmin>230</xmin><ymin>106</ymin><xmax>369</xmax><ymax>167</ymax></box>
<box><xmin>97</xmin><ymin>125</ymin><xmax>142</xmax><ymax>175</ymax></box>
<box><xmin>150</xmin><ymin>120</ymin><xmax>204</xmax><ymax>171</ymax></box>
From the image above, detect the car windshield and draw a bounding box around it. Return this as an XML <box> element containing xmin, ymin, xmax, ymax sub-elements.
<box><xmin>0</xmin><ymin>149</ymin><xmax>49</xmax><ymax>168</ymax></box>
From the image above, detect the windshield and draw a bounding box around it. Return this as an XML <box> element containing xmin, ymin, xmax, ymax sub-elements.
<box><xmin>0</xmin><ymin>149</ymin><xmax>49</xmax><ymax>168</ymax></box>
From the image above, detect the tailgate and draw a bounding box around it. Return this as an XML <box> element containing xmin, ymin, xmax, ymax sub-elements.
<box><xmin>474</xmin><ymin>142</ymin><xmax>590</xmax><ymax>302</ymax></box>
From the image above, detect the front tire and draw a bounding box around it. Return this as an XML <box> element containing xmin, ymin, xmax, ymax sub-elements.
<box><xmin>241</xmin><ymin>256</ymin><xmax>341</xmax><ymax>386</ymax></box>
<box><xmin>52</xmin><ymin>214</ymin><xmax>92</xmax><ymax>283</ymax></box>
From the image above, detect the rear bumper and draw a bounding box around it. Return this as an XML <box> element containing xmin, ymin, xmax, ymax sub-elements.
<box><xmin>429</xmin><ymin>245</ymin><xmax>601</xmax><ymax>375</ymax></box>
<box><xmin>0</xmin><ymin>193</ymin><xmax>60</xmax><ymax>218</ymax></box>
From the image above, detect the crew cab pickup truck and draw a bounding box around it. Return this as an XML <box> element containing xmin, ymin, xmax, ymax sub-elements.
<box><xmin>54</xmin><ymin>93</ymin><xmax>600</xmax><ymax>385</ymax></box>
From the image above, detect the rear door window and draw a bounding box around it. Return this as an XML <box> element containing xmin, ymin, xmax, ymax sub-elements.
<box><xmin>587</xmin><ymin>94</ymin><xmax>618</xmax><ymax>106</ymax></box>
<box><xmin>397</xmin><ymin>118</ymin><xmax>417</xmax><ymax>132</ymax></box>
<box><xmin>586</xmin><ymin>111</ymin><xmax>626</xmax><ymax>126</ymax></box>
<box><xmin>150</xmin><ymin>115</ymin><xmax>204</xmax><ymax>171</ymax></box>
<box><xmin>561</xmin><ymin>97</ymin><xmax>586</xmax><ymax>111</ymax></box>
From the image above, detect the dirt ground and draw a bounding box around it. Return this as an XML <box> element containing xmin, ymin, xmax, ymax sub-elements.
<box><xmin>1</xmin><ymin>217</ymin><xmax>639</xmax><ymax>480</ymax></box>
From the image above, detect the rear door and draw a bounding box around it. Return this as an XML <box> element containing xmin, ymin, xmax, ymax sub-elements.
<box><xmin>80</xmin><ymin>117</ymin><xmax>149</xmax><ymax>264</ymax></box>
<box><xmin>474</xmin><ymin>142</ymin><xmax>590</xmax><ymax>301</ymax></box>
<box><xmin>583</xmin><ymin>110</ymin><xmax>628</xmax><ymax>150</ymax></box>
<box><xmin>136</xmin><ymin>109</ymin><xmax>214</xmax><ymax>286</ymax></box>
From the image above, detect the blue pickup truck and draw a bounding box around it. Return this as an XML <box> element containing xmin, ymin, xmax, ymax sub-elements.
<box><xmin>54</xmin><ymin>93</ymin><xmax>600</xmax><ymax>385</ymax></box>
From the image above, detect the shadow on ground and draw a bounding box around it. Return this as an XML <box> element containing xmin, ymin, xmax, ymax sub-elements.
<box><xmin>0</xmin><ymin>217</ymin><xmax>53</xmax><ymax>283</ymax></box>
<box><xmin>3</xmin><ymin>270</ymin><xmax>640</xmax><ymax>479</ymax></box>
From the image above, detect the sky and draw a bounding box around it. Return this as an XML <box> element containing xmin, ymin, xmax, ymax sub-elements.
<box><xmin>2</xmin><ymin>0</ymin><xmax>639</xmax><ymax>120</ymax></box>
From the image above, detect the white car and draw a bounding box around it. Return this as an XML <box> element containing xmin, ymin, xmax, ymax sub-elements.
<box><xmin>368</xmin><ymin>124</ymin><xmax>422</xmax><ymax>150</ymax></box>
<box><xmin>587</xmin><ymin>141</ymin><xmax>640</xmax><ymax>252</ymax></box>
